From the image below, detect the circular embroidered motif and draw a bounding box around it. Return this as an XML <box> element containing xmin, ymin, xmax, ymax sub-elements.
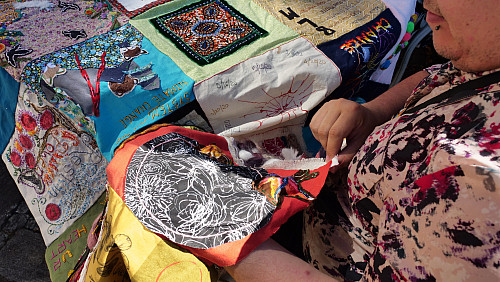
<box><xmin>45</xmin><ymin>203</ymin><xmax>62</xmax><ymax>221</ymax></box>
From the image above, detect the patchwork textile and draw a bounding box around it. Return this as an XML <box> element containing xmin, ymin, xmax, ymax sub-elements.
<box><xmin>151</xmin><ymin>0</ymin><xmax>268</xmax><ymax>65</ymax></box>
<box><xmin>0</xmin><ymin>0</ymin><xmax>128</xmax><ymax>80</ymax></box>
<box><xmin>82</xmin><ymin>188</ymin><xmax>216</xmax><ymax>281</ymax></box>
<box><xmin>21</xmin><ymin>24</ymin><xmax>195</xmax><ymax>160</ymax></box>
<box><xmin>194</xmin><ymin>37</ymin><xmax>341</xmax><ymax>136</ymax></box>
<box><xmin>107</xmin><ymin>124</ymin><xmax>330</xmax><ymax>265</ymax></box>
<box><xmin>130</xmin><ymin>0</ymin><xmax>298</xmax><ymax>82</ymax></box>
<box><xmin>254</xmin><ymin>0</ymin><xmax>386</xmax><ymax>45</ymax></box>
<box><xmin>107</xmin><ymin>0</ymin><xmax>172</xmax><ymax>18</ymax></box>
<box><xmin>0</xmin><ymin>0</ymin><xmax>418</xmax><ymax>278</ymax></box>
<box><xmin>1</xmin><ymin>84</ymin><xmax>108</xmax><ymax>245</ymax></box>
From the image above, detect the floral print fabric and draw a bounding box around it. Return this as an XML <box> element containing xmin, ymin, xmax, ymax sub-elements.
<box><xmin>304</xmin><ymin>62</ymin><xmax>500</xmax><ymax>281</ymax></box>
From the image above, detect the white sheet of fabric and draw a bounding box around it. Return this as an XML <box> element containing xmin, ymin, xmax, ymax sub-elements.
<box><xmin>194</xmin><ymin>37</ymin><xmax>341</xmax><ymax>137</ymax></box>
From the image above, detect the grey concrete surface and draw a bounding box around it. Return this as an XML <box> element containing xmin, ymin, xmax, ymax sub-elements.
<box><xmin>0</xmin><ymin>159</ymin><xmax>50</xmax><ymax>282</ymax></box>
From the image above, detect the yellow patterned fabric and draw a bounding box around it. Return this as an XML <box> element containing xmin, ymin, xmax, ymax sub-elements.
<box><xmin>83</xmin><ymin>187</ymin><xmax>217</xmax><ymax>281</ymax></box>
<box><xmin>254</xmin><ymin>0</ymin><xmax>386</xmax><ymax>45</ymax></box>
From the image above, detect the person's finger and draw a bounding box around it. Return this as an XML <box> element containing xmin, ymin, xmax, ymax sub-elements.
<box><xmin>311</xmin><ymin>108</ymin><xmax>340</xmax><ymax>152</ymax></box>
<box><xmin>324</xmin><ymin>111</ymin><xmax>355</xmax><ymax>159</ymax></box>
<box><xmin>336</xmin><ymin>121</ymin><xmax>376</xmax><ymax>165</ymax></box>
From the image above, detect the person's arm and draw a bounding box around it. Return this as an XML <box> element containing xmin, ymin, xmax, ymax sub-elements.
<box><xmin>310</xmin><ymin>70</ymin><xmax>429</xmax><ymax>168</ymax></box>
<box><xmin>225</xmin><ymin>239</ymin><xmax>337</xmax><ymax>281</ymax></box>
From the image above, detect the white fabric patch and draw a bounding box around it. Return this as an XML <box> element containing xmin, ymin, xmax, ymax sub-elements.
<box><xmin>194</xmin><ymin>37</ymin><xmax>341</xmax><ymax>137</ymax></box>
<box><xmin>112</xmin><ymin>0</ymin><xmax>159</xmax><ymax>11</ymax></box>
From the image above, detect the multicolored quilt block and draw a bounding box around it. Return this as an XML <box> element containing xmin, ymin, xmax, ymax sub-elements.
<box><xmin>150</xmin><ymin>0</ymin><xmax>268</xmax><ymax>65</ymax></box>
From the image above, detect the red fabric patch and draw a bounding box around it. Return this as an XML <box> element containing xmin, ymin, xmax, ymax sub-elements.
<box><xmin>108</xmin><ymin>124</ymin><xmax>330</xmax><ymax>266</ymax></box>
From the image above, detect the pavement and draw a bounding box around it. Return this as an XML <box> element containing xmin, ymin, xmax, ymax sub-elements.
<box><xmin>0</xmin><ymin>159</ymin><xmax>50</xmax><ymax>282</ymax></box>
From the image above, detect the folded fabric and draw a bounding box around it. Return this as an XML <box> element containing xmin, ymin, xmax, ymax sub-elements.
<box><xmin>0</xmin><ymin>0</ymin><xmax>128</xmax><ymax>80</ymax></box>
<box><xmin>107</xmin><ymin>0</ymin><xmax>172</xmax><ymax>18</ymax></box>
<box><xmin>107</xmin><ymin>124</ymin><xmax>331</xmax><ymax>266</ymax></box>
<box><xmin>20</xmin><ymin>24</ymin><xmax>195</xmax><ymax>160</ymax></box>
<box><xmin>82</xmin><ymin>187</ymin><xmax>216</xmax><ymax>281</ymax></box>
<box><xmin>1</xmin><ymin>84</ymin><xmax>108</xmax><ymax>245</ymax></box>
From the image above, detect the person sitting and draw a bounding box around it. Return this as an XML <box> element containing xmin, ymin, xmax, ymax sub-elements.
<box><xmin>225</xmin><ymin>0</ymin><xmax>500</xmax><ymax>280</ymax></box>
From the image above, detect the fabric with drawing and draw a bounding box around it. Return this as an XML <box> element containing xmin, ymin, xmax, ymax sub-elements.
<box><xmin>1</xmin><ymin>84</ymin><xmax>107</xmax><ymax>246</ymax></box>
<box><xmin>194</xmin><ymin>37</ymin><xmax>341</xmax><ymax>136</ymax></box>
<box><xmin>107</xmin><ymin>124</ymin><xmax>330</xmax><ymax>266</ymax></box>
<box><xmin>0</xmin><ymin>0</ymin><xmax>128</xmax><ymax>80</ymax></box>
<box><xmin>20</xmin><ymin>24</ymin><xmax>194</xmax><ymax>160</ymax></box>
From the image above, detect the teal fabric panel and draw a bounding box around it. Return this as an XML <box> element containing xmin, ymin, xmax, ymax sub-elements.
<box><xmin>92</xmin><ymin>37</ymin><xmax>195</xmax><ymax>160</ymax></box>
<box><xmin>0</xmin><ymin>68</ymin><xmax>19</xmax><ymax>152</ymax></box>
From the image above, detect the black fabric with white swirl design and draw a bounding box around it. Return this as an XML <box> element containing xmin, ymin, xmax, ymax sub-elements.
<box><xmin>124</xmin><ymin>132</ymin><xmax>276</xmax><ymax>249</ymax></box>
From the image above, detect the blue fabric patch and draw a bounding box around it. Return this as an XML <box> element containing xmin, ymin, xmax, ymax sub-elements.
<box><xmin>0</xmin><ymin>68</ymin><xmax>19</xmax><ymax>152</ymax></box>
<box><xmin>317</xmin><ymin>8</ymin><xmax>401</xmax><ymax>99</ymax></box>
<box><xmin>92</xmin><ymin>37</ymin><xmax>195</xmax><ymax>160</ymax></box>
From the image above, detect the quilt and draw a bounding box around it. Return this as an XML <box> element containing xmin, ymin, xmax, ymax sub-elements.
<box><xmin>0</xmin><ymin>0</ymin><xmax>417</xmax><ymax>280</ymax></box>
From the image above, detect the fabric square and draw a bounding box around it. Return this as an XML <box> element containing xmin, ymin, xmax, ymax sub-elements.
<box><xmin>21</xmin><ymin>24</ymin><xmax>195</xmax><ymax>161</ymax></box>
<box><xmin>1</xmin><ymin>0</ymin><xmax>129</xmax><ymax>81</ymax></box>
<box><xmin>193</xmin><ymin>37</ymin><xmax>341</xmax><ymax>136</ymax></box>
<box><xmin>150</xmin><ymin>0</ymin><xmax>268</xmax><ymax>65</ymax></box>
<box><xmin>1</xmin><ymin>84</ymin><xmax>108</xmax><ymax>246</ymax></box>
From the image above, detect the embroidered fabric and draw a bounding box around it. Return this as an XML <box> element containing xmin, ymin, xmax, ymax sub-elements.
<box><xmin>150</xmin><ymin>0</ymin><xmax>268</xmax><ymax>65</ymax></box>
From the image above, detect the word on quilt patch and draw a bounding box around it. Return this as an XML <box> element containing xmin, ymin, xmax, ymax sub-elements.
<box><xmin>2</xmin><ymin>85</ymin><xmax>107</xmax><ymax>245</ymax></box>
<box><xmin>22</xmin><ymin>24</ymin><xmax>196</xmax><ymax>160</ymax></box>
<box><xmin>254</xmin><ymin>0</ymin><xmax>386</xmax><ymax>45</ymax></box>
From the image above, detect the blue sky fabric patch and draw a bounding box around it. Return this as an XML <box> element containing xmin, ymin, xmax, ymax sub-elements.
<box><xmin>150</xmin><ymin>0</ymin><xmax>268</xmax><ymax>65</ymax></box>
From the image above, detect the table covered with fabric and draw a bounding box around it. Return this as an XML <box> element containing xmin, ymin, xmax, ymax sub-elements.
<box><xmin>0</xmin><ymin>0</ymin><xmax>417</xmax><ymax>280</ymax></box>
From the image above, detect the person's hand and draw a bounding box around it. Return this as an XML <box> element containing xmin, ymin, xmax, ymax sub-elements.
<box><xmin>310</xmin><ymin>98</ymin><xmax>382</xmax><ymax>171</ymax></box>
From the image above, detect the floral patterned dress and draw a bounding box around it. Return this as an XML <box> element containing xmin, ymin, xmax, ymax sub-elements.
<box><xmin>303</xmin><ymin>62</ymin><xmax>500</xmax><ymax>281</ymax></box>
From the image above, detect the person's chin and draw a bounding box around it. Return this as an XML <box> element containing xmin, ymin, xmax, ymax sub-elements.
<box><xmin>432</xmin><ymin>36</ymin><xmax>459</xmax><ymax>61</ymax></box>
